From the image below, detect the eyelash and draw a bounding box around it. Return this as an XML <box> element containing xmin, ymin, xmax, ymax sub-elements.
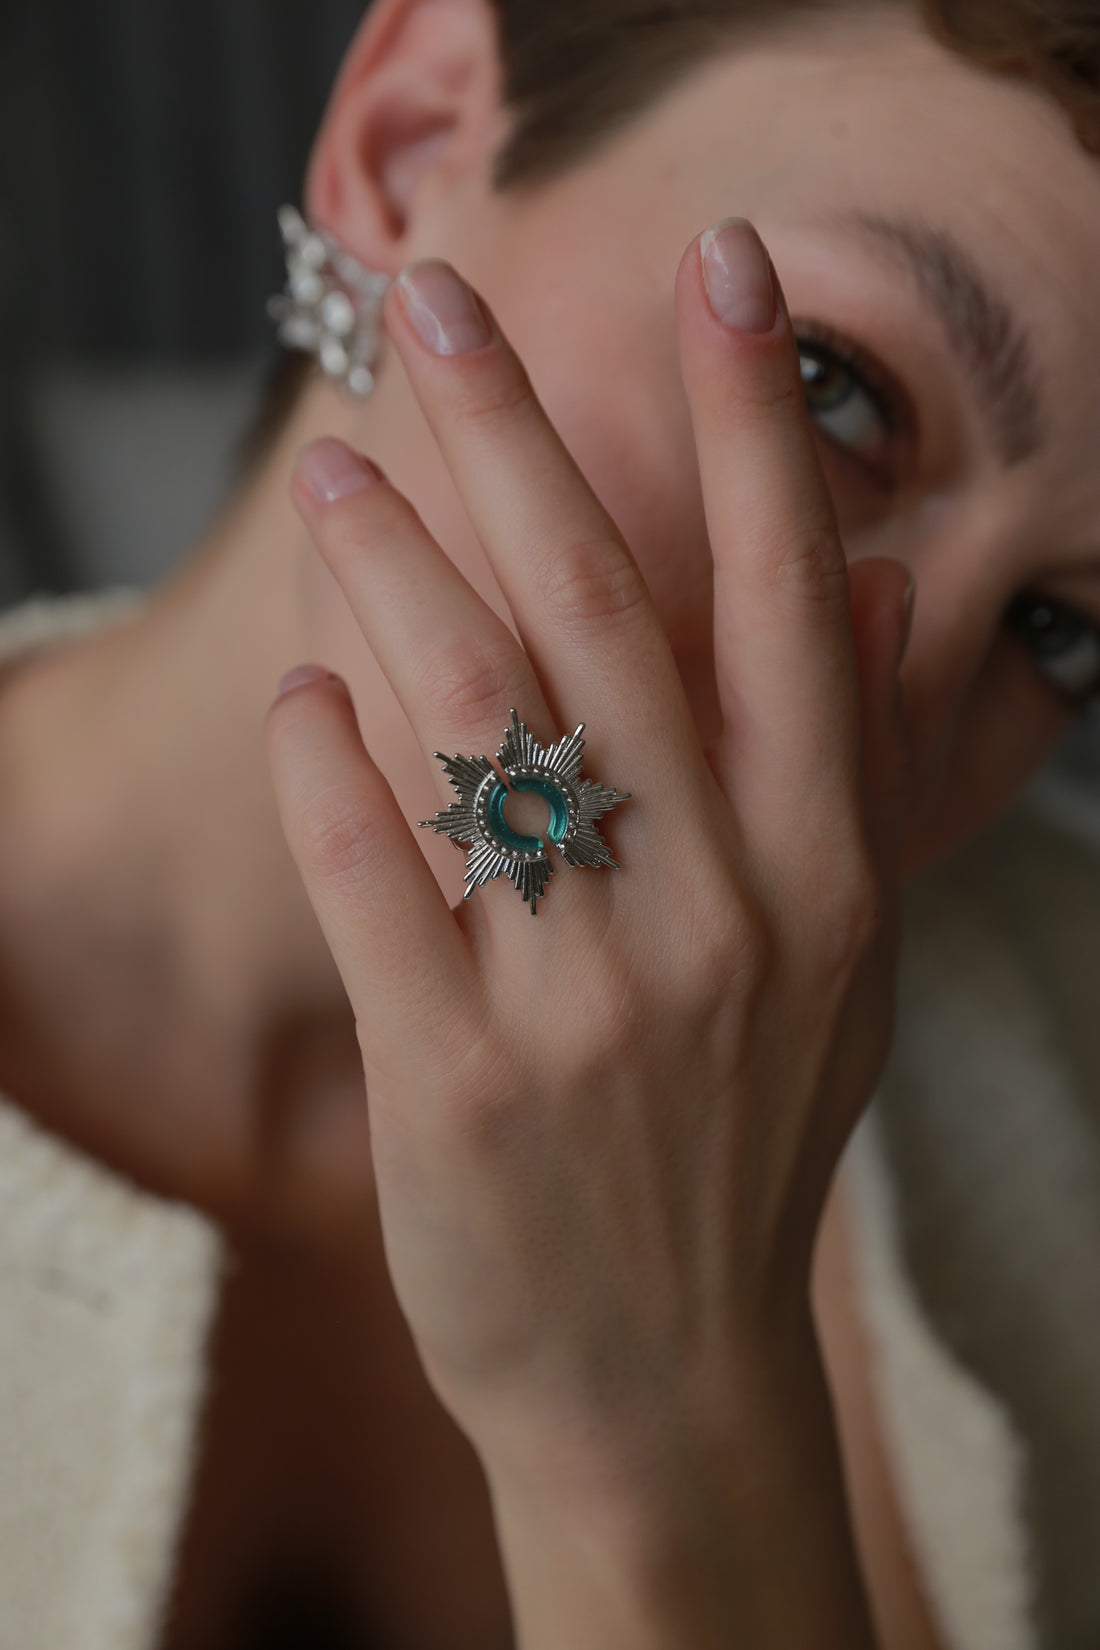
<box><xmin>1004</xmin><ymin>591</ymin><xmax>1100</xmax><ymax>712</ymax></box>
<box><xmin>794</xmin><ymin>323</ymin><xmax>1100</xmax><ymax>716</ymax></box>
<box><xmin>793</xmin><ymin>318</ymin><xmax>911</xmax><ymax>484</ymax></box>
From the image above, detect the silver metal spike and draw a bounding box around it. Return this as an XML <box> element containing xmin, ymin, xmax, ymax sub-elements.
<box><xmin>418</xmin><ymin>712</ymin><xmax>629</xmax><ymax>911</ymax></box>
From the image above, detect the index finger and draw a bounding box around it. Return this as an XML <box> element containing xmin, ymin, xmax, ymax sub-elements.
<box><xmin>676</xmin><ymin>218</ymin><xmax>865</xmax><ymax>855</ymax></box>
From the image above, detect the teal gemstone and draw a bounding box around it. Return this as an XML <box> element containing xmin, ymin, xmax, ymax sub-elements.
<box><xmin>486</xmin><ymin>780</ymin><xmax>542</xmax><ymax>855</ymax></box>
<box><xmin>485</xmin><ymin>776</ymin><xmax>571</xmax><ymax>852</ymax></box>
<box><xmin>510</xmin><ymin>776</ymin><xmax>571</xmax><ymax>845</ymax></box>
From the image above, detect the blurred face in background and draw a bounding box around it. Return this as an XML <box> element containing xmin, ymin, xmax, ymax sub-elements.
<box><xmin>299</xmin><ymin>0</ymin><xmax>1100</xmax><ymax>897</ymax></box>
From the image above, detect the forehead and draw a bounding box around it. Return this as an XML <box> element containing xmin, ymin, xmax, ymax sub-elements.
<box><xmin>500</xmin><ymin>9</ymin><xmax>1100</xmax><ymax>352</ymax></box>
<box><xmin>670</xmin><ymin>9</ymin><xmax>1100</xmax><ymax>228</ymax></box>
<box><xmin>601</xmin><ymin>8</ymin><xmax>1100</xmax><ymax>509</ymax></box>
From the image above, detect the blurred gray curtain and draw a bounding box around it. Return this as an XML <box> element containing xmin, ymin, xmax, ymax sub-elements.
<box><xmin>0</xmin><ymin>0</ymin><xmax>366</xmax><ymax>357</ymax></box>
<box><xmin>0</xmin><ymin>0</ymin><xmax>366</xmax><ymax>597</ymax></box>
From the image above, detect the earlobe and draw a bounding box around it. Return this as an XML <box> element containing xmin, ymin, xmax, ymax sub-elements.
<box><xmin>305</xmin><ymin>0</ymin><xmax>503</xmax><ymax>275</ymax></box>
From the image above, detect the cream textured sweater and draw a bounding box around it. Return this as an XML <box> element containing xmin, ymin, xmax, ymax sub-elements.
<box><xmin>0</xmin><ymin>596</ymin><xmax>1097</xmax><ymax>1650</ymax></box>
<box><xmin>0</xmin><ymin>599</ymin><xmax>223</xmax><ymax>1650</ymax></box>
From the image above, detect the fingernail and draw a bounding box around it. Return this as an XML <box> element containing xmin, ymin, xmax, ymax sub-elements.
<box><xmin>276</xmin><ymin>663</ymin><xmax>335</xmax><ymax>698</ymax></box>
<box><xmin>396</xmin><ymin>260</ymin><xmax>493</xmax><ymax>356</ymax></box>
<box><xmin>296</xmin><ymin>438</ymin><xmax>381</xmax><ymax>505</ymax></box>
<box><xmin>700</xmin><ymin>219</ymin><xmax>777</xmax><ymax>334</ymax></box>
<box><xmin>276</xmin><ymin>665</ymin><xmax>348</xmax><ymax>700</ymax></box>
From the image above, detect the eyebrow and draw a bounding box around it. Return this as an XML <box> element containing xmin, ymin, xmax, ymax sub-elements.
<box><xmin>834</xmin><ymin>211</ymin><xmax>1045</xmax><ymax>469</ymax></box>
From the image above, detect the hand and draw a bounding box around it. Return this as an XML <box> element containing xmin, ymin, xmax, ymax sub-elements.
<box><xmin>266</xmin><ymin>222</ymin><xmax>912</xmax><ymax>1491</ymax></box>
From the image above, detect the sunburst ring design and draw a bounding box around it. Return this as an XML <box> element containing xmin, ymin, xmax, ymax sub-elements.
<box><xmin>418</xmin><ymin>709</ymin><xmax>632</xmax><ymax>915</ymax></box>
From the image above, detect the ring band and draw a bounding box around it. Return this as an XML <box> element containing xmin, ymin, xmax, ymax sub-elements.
<box><xmin>418</xmin><ymin>709</ymin><xmax>631</xmax><ymax>915</ymax></box>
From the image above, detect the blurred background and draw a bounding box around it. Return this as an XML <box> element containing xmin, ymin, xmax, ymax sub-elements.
<box><xmin>0</xmin><ymin>0</ymin><xmax>1096</xmax><ymax>833</ymax></box>
<box><xmin>0</xmin><ymin>0</ymin><xmax>363</xmax><ymax>602</ymax></box>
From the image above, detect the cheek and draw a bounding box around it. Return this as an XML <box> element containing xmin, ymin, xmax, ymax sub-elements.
<box><xmin>902</xmin><ymin>637</ymin><xmax>1070</xmax><ymax>874</ymax></box>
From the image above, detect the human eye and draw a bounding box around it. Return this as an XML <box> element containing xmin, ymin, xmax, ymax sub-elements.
<box><xmin>1005</xmin><ymin>591</ymin><xmax>1100</xmax><ymax>707</ymax></box>
<box><xmin>794</xmin><ymin>321</ymin><xmax>912</xmax><ymax>489</ymax></box>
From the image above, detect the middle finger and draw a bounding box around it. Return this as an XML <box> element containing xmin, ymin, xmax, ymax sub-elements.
<box><xmin>383</xmin><ymin>260</ymin><xmax>706</xmax><ymax>802</ymax></box>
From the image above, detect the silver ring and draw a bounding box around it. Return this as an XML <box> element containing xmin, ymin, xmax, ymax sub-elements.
<box><xmin>419</xmin><ymin>710</ymin><xmax>631</xmax><ymax>915</ymax></box>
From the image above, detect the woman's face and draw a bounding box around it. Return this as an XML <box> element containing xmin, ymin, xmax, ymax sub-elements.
<box><xmin>304</xmin><ymin>2</ymin><xmax>1100</xmax><ymax>883</ymax></box>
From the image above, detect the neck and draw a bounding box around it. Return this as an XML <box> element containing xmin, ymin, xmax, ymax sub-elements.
<box><xmin>2</xmin><ymin>434</ymin><xmax>320</xmax><ymax>1001</ymax></box>
<box><xmin>0</xmin><ymin>376</ymin><xmax>404</xmax><ymax>1233</ymax></box>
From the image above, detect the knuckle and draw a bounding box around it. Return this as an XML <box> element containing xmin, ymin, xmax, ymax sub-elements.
<box><xmin>678</xmin><ymin>891</ymin><xmax>775</xmax><ymax>1014</ymax></box>
<box><xmin>538</xmin><ymin>535</ymin><xmax>648</xmax><ymax>634</ymax></box>
<box><xmin>809</xmin><ymin>859</ymin><xmax>884</xmax><ymax>978</ymax></box>
<box><xmin>448</xmin><ymin>353</ymin><xmax>538</xmax><ymax>434</ymax></box>
<box><xmin>414</xmin><ymin>636</ymin><xmax>528</xmax><ymax>730</ymax></box>
<box><xmin>760</xmin><ymin>526</ymin><xmax>850</xmax><ymax>611</ymax></box>
<box><xmin>296</xmin><ymin>786</ymin><xmax>384</xmax><ymax>886</ymax></box>
<box><xmin>563</xmin><ymin>970</ymin><xmax>646</xmax><ymax>1075</ymax></box>
<box><xmin>732</xmin><ymin>364</ymin><xmax>808</xmax><ymax>423</ymax></box>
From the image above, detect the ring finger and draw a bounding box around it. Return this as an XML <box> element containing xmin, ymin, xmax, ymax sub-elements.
<box><xmin>292</xmin><ymin>439</ymin><xmax>555</xmax><ymax>821</ymax></box>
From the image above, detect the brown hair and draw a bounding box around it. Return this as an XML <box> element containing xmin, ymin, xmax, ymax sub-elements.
<box><xmin>490</xmin><ymin>0</ymin><xmax>1100</xmax><ymax>186</ymax></box>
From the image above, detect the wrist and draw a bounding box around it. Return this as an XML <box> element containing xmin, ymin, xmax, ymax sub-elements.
<box><xmin>481</xmin><ymin>1321</ymin><xmax>876</xmax><ymax>1650</ymax></box>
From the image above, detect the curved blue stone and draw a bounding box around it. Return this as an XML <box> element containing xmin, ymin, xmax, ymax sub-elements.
<box><xmin>486</xmin><ymin>780</ymin><xmax>542</xmax><ymax>855</ymax></box>
<box><xmin>510</xmin><ymin>776</ymin><xmax>570</xmax><ymax>845</ymax></box>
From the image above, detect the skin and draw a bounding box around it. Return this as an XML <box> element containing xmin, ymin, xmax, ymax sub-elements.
<box><xmin>0</xmin><ymin>0</ymin><xmax>1097</xmax><ymax>1643</ymax></box>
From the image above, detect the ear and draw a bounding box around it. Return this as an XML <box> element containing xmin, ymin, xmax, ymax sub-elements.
<box><xmin>305</xmin><ymin>0</ymin><xmax>504</xmax><ymax>274</ymax></box>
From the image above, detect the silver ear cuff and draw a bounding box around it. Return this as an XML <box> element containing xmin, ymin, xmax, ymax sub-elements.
<box><xmin>268</xmin><ymin>205</ymin><xmax>392</xmax><ymax>398</ymax></box>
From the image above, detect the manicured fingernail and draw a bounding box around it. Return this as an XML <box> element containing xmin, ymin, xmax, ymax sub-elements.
<box><xmin>396</xmin><ymin>260</ymin><xmax>493</xmax><ymax>356</ymax></box>
<box><xmin>276</xmin><ymin>665</ymin><xmax>348</xmax><ymax>700</ymax></box>
<box><xmin>700</xmin><ymin>219</ymin><xmax>776</xmax><ymax>333</ymax></box>
<box><xmin>296</xmin><ymin>438</ymin><xmax>381</xmax><ymax>505</ymax></box>
<box><xmin>276</xmin><ymin>664</ymin><xmax>334</xmax><ymax>698</ymax></box>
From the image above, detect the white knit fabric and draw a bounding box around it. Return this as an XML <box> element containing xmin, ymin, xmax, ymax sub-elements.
<box><xmin>0</xmin><ymin>595</ymin><xmax>223</xmax><ymax>1650</ymax></box>
<box><xmin>847</xmin><ymin>1118</ymin><xmax>1037</xmax><ymax>1650</ymax></box>
<box><xmin>848</xmin><ymin>805</ymin><xmax>1100</xmax><ymax>1650</ymax></box>
<box><xmin>0</xmin><ymin>1103</ymin><xmax>221</xmax><ymax>1650</ymax></box>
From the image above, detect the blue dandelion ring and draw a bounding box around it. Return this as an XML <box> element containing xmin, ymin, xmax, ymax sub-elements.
<box><xmin>417</xmin><ymin>710</ymin><xmax>631</xmax><ymax>916</ymax></box>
